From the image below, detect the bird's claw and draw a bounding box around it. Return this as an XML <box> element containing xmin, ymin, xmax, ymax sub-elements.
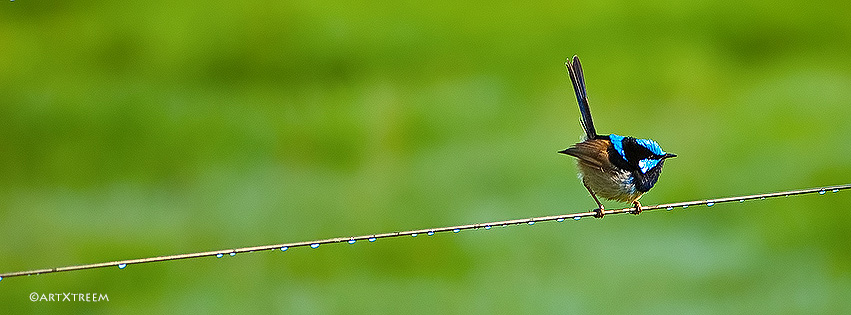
<box><xmin>631</xmin><ymin>201</ymin><xmax>642</xmax><ymax>215</ymax></box>
<box><xmin>594</xmin><ymin>206</ymin><xmax>605</xmax><ymax>218</ymax></box>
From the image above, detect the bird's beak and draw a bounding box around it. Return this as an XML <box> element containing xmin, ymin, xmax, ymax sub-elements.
<box><xmin>558</xmin><ymin>149</ymin><xmax>570</xmax><ymax>155</ymax></box>
<box><xmin>663</xmin><ymin>153</ymin><xmax>677</xmax><ymax>159</ymax></box>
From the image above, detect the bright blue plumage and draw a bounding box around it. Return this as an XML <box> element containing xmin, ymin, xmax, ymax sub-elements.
<box><xmin>609</xmin><ymin>134</ymin><xmax>626</xmax><ymax>157</ymax></box>
<box><xmin>635</xmin><ymin>138</ymin><xmax>666</xmax><ymax>156</ymax></box>
<box><xmin>638</xmin><ymin>158</ymin><xmax>661</xmax><ymax>174</ymax></box>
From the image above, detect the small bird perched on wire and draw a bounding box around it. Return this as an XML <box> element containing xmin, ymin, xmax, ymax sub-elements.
<box><xmin>559</xmin><ymin>55</ymin><xmax>676</xmax><ymax>218</ymax></box>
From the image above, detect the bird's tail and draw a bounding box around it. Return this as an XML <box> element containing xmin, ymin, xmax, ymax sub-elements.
<box><xmin>566</xmin><ymin>55</ymin><xmax>597</xmax><ymax>140</ymax></box>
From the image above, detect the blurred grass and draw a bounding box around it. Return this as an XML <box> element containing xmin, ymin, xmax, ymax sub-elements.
<box><xmin>2</xmin><ymin>0</ymin><xmax>851</xmax><ymax>313</ymax></box>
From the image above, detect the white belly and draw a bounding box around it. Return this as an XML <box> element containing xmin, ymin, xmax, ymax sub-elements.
<box><xmin>577</xmin><ymin>163</ymin><xmax>643</xmax><ymax>203</ymax></box>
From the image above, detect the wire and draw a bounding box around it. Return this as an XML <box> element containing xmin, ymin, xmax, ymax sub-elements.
<box><xmin>1</xmin><ymin>183</ymin><xmax>849</xmax><ymax>280</ymax></box>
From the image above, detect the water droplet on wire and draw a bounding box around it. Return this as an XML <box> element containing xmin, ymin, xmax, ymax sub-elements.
<box><xmin>216</xmin><ymin>253</ymin><xmax>224</xmax><ymax>258</ymax></box>
<box><xmin>682</xmin><ymin>205</ymin><xmax>689</xmax><ymax>209</ymax></box>
<box><xmin>556</xmin><ymin>218</ymin><xmax>565</xmax><ymax>222</ymax></box>
<box><xmin>347</xmin><ymin>239</ymin><xmax>356</xmax><ymax>244</ymax></box>
<box><xmin>453</xmin><ymin>229</ymin><xmax>460</xmax><ymax>233</ymax></box>
<box><xmin>666</xmin><ymin>207</ymin><xmax>673</xmax><ymax>211</ymax></box>
<box><xmin>832</xmin><ymin>189</ymin><xmax>839</xmax><ymax>193</ymax></box>
<box><xmin>118</xmin><ymin>264</ymin><xmax>127</xmax><ymax>269</ymax></box>
<box><xmin>527</xmin><ymin>221</ymin><xmax>535</xmax><ymax>225</ymax></box>
<box><xmin>229</xmin><ymin>252</ymin><xmax>236</xmax><ymax>257</ymax></box>
<box><xmin>368</xmin><ymin>237</ymin><xmax>376</xmax><ymax>242</ymax></box>
<box><xmin>818</xmin><ymin>190</ymin><xmax>826</xmax><ymax>195</ymax></box>
<box><xmin>706</xmin><ymin>202</ymin><xmax>715</xmax><ymax>207</ymax></box>
<box><xmin>573</xmin><ymin>217</ymin><xmax>581</xmax><ymax>221</ymax></box>
<box><xmin>484</xmin><ymin>225</ymin><xmax>492</xmax><ymax>230</ymax></box>
<box><xmin>280</xmin><ymin>247</ymin><xmax>288</xmax><ymax>252</ymax></box>
<box><xmin>310</xmin><ymin>243</ymin><xmax>320</xmax><ymax>249</ymax></box>
<box><xmin>427</xmin><ymin>231</ymin><xmax>434</xmax><ymax>236</ymax></box>
<box><xmin>411</xmin><ymin>233</ymin><xmax>418</xmax><ymax>237</ymax></box>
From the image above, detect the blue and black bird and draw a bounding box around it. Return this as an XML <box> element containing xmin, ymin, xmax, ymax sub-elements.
<box><xmin>559</xmin><ymin>56</ymin><xmax>676</xmax><ymax>218</ymax></box>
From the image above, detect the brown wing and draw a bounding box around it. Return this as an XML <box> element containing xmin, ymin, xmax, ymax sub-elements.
<box><xmin>560</xmin><ymin>139</ymin><xmax>612</xmax><ymax>170</ymax></box>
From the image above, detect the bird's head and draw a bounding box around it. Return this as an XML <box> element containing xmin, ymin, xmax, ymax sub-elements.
<box><xmin>608</xmin><ymin>134</ymin><xmax>676</xmax><ymax>175</ymax></box>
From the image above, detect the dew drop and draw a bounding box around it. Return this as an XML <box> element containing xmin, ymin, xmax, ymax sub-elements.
<box><xmin>706</xmin><ymin>202</ymin><xmax>715</xmax><ymax>207</ymax></box>
<box><xmin>347</xmin><ymin>239</ymin><xmax>356</xmax><ymax>244</ymax></box>
<box><xmin>427</xmin><ymin>231</ymin><xmax>435</xmax><ymax>236</ymax></box>
<box><xmin>118</xmin><ymin>264</ymin><xmax>127</xmax><ymax>269</ymax></box>
<box><xmin>573</xmin><ymin>217</ymin><xmax>581</xmax><ymax>221</ymax></box>
<box><xmin>484</xmin><ymin>225</ymin><xmax>492</xmax><ymax>230</ymax></box>
<box><xmin>368</xmin><ymin>237</ymin><xmax>377</xmax><ymax>242</ymax></box>
<box><xmin>0</xmin><ymin>276</ymin><xmax>3</xmax><ymax>282</ymax></box>
<box><xmin>216</xmin><ymin>253</ymin><xmax>224</xmax><ymax>258</ymax></box>
<box><xmin>453</xmin><ymin>229</ymin><xmax>460</xmax><ymax>233</ymax></box>
<box><xmin>832</xmin><ymin>189</ymin><xmax>839</xmax><ymax>193</ymax></box>
<box><xmin>682</xmin><ymin>205</ymin><xmax>689</xmax><ymax>209</ymax></box>
<box><xmin>818</xmin><ymin>190</ymin><xmax>826</xmax><ymax>195</ymax></box>
<box><xmin>310</xmin><ymin>243</ymin><xmax>320</xmax><ymax>249</ymax></box>
<box><xmin>556</xmin><ymin>218</ymin><xmax>565</xmax><ymax>222</ymax></box>
<box><xmin>280</xmin><ymin>246</ymin><xmax>288</xmax><ymax>252</ymax></box>
<box><xmin>760</xmin><ymin>197</ymin><xmax>765</xmax><ymax>200</ymax></box>
<box><xmin>229</xmin><ymin>252</ymin><xmax>236</xmax><ymax>257</ymax></box>
<box><xmin>739</xmin><ymin>199</ymin><xmax>745</xmax><ymax>203</ymax></box>
<box><xmin>666</xmin><ymin>207</ymin><xmax>674</xmax><ymax>211</ymax></box>
<box><xmin>411</xmin><ymin>233</ymin><xmax>418</xmax><ymax>237</ymax></box>
<box><xmin>527</xmin><ymin>221</ymin><xmax>535</xmax><ymax>225</ymax></box>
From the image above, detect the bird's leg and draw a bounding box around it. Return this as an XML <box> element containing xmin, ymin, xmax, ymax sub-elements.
<box><xmin>632</xmin><ymin>200</ymin><xmax>642</xmax><ymax>215</ymax></box>
<box><xmin>583</xmin><ymin>182</ymin><xmax>605</xmax><ymax>218</ymax></box>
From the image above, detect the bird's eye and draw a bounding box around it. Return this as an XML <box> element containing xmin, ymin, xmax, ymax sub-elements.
<box><xmin>638</xmin><ymin>158</ymin><xmax>661</xmax><ymax>173</ymax></box>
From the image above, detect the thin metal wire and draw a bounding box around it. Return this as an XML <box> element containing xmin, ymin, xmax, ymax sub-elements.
<box><xmin>1</xmin><ymin>183</ymin><xmax>849</xmax><ymax>280</ymax></box>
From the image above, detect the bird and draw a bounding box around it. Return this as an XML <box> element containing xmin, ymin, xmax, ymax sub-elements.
<box><xmin>559</xmin><ymin>55</ymin><xmax>676</xmax><ymax>218</ymax></box>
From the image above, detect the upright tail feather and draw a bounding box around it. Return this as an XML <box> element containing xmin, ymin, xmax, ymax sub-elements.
<box><xmin>566</xmin><ymin>55</ymin><xmax>597</xmax><ymax>140</ymax></box>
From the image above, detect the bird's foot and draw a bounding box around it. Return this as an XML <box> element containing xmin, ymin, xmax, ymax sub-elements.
<box><xmin>631</xmin><ymin>201</ymin><xmax>642</xmax><ymax>215</ymax></box>
<box><xmin>594</xmin><ymin>206</ymin><xmax>605</xmax><ymax>218</ymax></box>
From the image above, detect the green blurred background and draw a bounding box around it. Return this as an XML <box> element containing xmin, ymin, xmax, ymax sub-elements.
<box><xmin>2</xmin><ymin>0</ymin><xmax>851</xmax><ymax>313</ymax></box>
